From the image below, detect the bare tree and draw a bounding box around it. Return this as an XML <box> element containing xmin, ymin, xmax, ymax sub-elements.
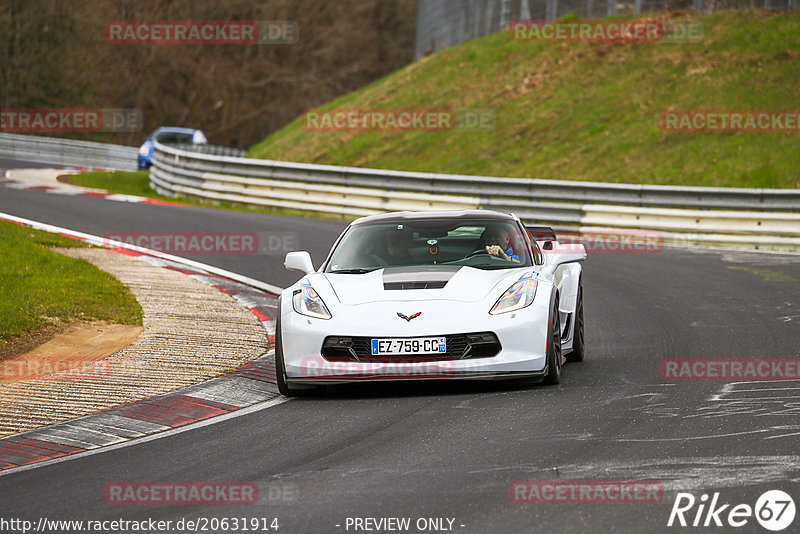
<box><xmin>1</xmin><ymin>0</ymin><xmax>417</xmax><ymax>148</ymax></box>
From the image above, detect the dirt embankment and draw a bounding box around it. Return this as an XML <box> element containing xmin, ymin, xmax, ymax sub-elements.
<box><xmin>1</xmin><ymin>321</ymin><xmax>143</xmax><ymax>383</ymax></box>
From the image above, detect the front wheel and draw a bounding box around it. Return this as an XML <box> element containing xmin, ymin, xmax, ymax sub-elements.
<box><xmin>543</xmin><ymin>294</ymin><xmax>562</xmax><ymax>385</ymax></box>
<box><xmin>274</xmin><ymin>313</ymin><xmax>293</xmax><ymax>395</ymax></box>
<box><xmin>274</xmin><ymin>300</ymin><xmax>315</xmax><ymax>397</ymax></box>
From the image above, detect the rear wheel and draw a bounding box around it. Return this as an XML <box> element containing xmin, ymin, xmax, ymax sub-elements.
<box><xmin>565</xmin><ymin>283</ymin><xmax>585</xmax><ymax>363</ymax></box>
<box><xmin>543</xmin><ymin>294</ymin><xmax>562</xmax><ymax>385</ymax></box>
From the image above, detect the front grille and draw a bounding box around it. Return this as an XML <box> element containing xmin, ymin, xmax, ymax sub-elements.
<box><xmin>384</xmin><ymin>281</ymin><xmax>448</xmax><ymax>290</ymax></box>
<box><xmin>321</xmin><ymin>332</ymin><xmax>501</xmax><ymax>362</ymax></box>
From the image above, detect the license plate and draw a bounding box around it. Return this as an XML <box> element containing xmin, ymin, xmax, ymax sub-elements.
<box><xmin>371</xmin><ymin>337</ymin><xmax>446</xmax><ymax>356</ymax></box>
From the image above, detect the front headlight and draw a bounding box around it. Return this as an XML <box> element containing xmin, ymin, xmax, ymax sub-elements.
<box><xmin>138</xmin><ymin>144</ymin><xmax>151</xmax><ymax>156</ymax></box>
<box><xmin>489</xmin><ymin>279</ymin><xmax>538</xmax><ymax>315</ymax></box>
<box><xmin>292</xmin><ymin>283</ymin><xmax>332</xmax><ymax>320</ymax></box>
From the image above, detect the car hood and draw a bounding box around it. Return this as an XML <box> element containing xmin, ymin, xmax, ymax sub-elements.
<box><xmin>314</xmin><ymin>265</ymin><xmax>528</xmax><ymax>305</ymax></box>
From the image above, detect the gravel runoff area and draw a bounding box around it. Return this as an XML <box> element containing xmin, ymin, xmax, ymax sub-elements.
<box><xmin>0</xmin><ymin>247</ymin><xmax>270</xmax><ymax>437</ymax></box>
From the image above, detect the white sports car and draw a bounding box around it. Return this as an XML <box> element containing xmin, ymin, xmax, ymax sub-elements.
<box><xmin>275</xmin><ymin>210</ymin><xmax>586</xmax><ymax>395</ymax></box>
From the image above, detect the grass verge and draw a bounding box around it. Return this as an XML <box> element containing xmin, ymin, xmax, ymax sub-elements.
<box><xmin>0</xmin><ymin>220</ymin><xmax>143</xmax><ymax>357</ymax></box>
<box><xmin>66</xmin><ymin>170</ymin><xmax>169</xmax><ymax>198</ymax></box>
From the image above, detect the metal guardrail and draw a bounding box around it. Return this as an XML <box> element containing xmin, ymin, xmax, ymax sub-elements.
<box><xmin>151</xmin><ymin>141</ymin><xmax>800</xmax><ymax>253</ymax></box>
<box><xmin>172</xmin><ymin>143</ymin><xmax>247</xmax><ymax>158</ymax></box>
<box><xmin>151</xmin><ymin>142</ymin><xmax>800</xmax><ymax>211</ymax></box>
<box><xmin>0</xmin><ymin>133</ymin><xmax>138</xmax><ymax>171</ymax></box>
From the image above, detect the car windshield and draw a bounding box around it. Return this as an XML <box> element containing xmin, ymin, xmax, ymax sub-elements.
<box><xmin>326</xmin><ymin>219</ymin><xmax>532</xmax><ymax>272</ymax></box>
<box><xmin>153</xmin><ymin>131</ymin><xmax>195</xmax><ymax>144</ymax></box>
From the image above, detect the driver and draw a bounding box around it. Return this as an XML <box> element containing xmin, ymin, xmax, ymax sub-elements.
<box><xmin>383</xmin><ymin>227</ymin><xmax>414</xmax><ymax>265</ymax></box>
<box><xmin>483</xmin><ymin>224</ymin><xmax>520</xmax><ymax>262</ymax></box>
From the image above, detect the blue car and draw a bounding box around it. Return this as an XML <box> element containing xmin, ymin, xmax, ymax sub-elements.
<box><xmin>137</xmin><ymin>127</ymin><xmax>208</xmax><ymax>169</ymax></box>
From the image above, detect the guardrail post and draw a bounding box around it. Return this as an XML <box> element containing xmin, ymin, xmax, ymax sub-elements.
<box><xmin>520</xmin><ymin>0</ymin><xmax>531</xmax><ymax>19</ymax></box>
<box><xmin>546</xmin><ymin>0</ymin><xmax>558</xmax><ymax>20</ymax></box>
<box><xmin>484</xmin><ymin>0</ymin><xmax>495</xmax><ymax>34</ymax></box>
<box><xmin>500</xmin><ymin>0</ymin><xmax>512</xmax><ymax>27</ymax></box>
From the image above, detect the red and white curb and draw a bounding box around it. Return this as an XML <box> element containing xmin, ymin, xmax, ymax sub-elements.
<box><xmin>2</xmin><ymin>168</ymin><xmax>189</xmax><ymax>207</ymax></box>
<box><xmin>0</xmin><ymin>212</ymin><xmax>285</xmax><ymax>474</ymax></box>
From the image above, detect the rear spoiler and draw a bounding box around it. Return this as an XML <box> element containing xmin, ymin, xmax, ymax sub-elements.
<box><xmin>526</xmin><ymin>226</ymin><xmax>586</xmax><ymax>260</ymax></box>
<box><xmin>526</xmin><ymin>226</ymin><xmax>557</xmax><ymax>242</ymax></box>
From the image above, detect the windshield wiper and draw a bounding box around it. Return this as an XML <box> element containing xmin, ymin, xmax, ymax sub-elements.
<box><xmin>329</xmin><ymin>268</ymin><xmax>377</xmax><ymax>274</ymax></box>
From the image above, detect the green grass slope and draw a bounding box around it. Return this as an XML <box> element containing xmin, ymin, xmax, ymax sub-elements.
<box><xmin>249</xmin><ymin>10</ymin><xmax>800</xmax><ymax>188</ymax></box>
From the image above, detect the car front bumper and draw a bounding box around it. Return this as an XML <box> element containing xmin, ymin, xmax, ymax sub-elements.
<box><xmin>280</xmin><ymin>298</ymin><xmax>550</xmax><ymax>384</ymax></box>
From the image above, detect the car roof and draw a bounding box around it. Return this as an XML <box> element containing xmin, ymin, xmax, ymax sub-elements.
<box><xmin>152</xmin><ymin>127</ymin><xmax>200</xmax><ymax>134</ymax></box>
<box><xmin>350</xmin><ymin>210</ymin><xmax>516</xmax><ymax>226</ymax></box>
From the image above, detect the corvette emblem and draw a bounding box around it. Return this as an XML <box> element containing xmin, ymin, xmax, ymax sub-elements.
<box><xmin>397</xmin><ymin>312</ymin><xmax>421</xmax><ymax>322</ymax></box>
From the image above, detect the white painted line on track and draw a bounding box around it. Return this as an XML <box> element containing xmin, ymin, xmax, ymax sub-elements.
<box><xmin>0</xmin><ymin>396</ymin><xmax>289</xmax><ymax>478</ymax></box>
<box><xmin>0</xmin><ymin>211</ymin><xmax>285</xmax><ymax>295</ymax></box>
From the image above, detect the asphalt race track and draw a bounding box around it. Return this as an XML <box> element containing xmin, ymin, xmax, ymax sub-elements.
<box><xmin>1</xmin><ymin>161</ymin><xmax>799</xmax><ymax>533</ymax></box>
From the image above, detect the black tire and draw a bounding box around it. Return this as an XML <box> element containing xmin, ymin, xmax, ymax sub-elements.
<box><xmin>274</xmin><ymin>304</ymin><xmax>292</xmax><ymax>395</ymax></box>
<box><xmin>543</xmin><ymin>294</ymin><xmax>562</xmax><ymax>385</ymax></box>
<box><xmin>274</xmin><ymin>299</ymin><xmax>315</xmax><ymax>397</ymax></box>
<box><xmin>565</xmin><ymin>283</ymin><xmax>585</xmax><ymax>363</ymax></box>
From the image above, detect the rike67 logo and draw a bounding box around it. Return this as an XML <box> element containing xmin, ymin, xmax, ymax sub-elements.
<box><xmin>668</xmin><ymin>490</ymin><xmax>795</xmax><ymax>531</ymax></box>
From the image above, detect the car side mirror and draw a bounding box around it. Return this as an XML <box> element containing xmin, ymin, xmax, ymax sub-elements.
<box><xmin>285</xmin><ymin>251</ymin><xmax>315</xmax><ymax>274</ymax></box>
<box><xmin>546</xmin><ymin>243</ymin><xmax>587</xmax><ymax>266</ymax></box>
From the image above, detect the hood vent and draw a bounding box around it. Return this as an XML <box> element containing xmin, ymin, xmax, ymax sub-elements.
<box><xmin>382</xmin><ymin>266</ymin><xmax>460</xmax><ymax>290</ymax></box>
<box><xmin>384</xmin><ymin>280</ymin><xmax>448</xmax><ymax>290</ymax></box>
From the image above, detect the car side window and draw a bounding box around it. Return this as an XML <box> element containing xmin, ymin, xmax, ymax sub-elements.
<box><xmin>530</xmin><ymin>236</ymin><xmax>543</xmax><ymax>265</ymax></box>
<box><xmin>507</xmin><ymin>229</ymin><xmax>527</xmax><ymax>263</ymax></box>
